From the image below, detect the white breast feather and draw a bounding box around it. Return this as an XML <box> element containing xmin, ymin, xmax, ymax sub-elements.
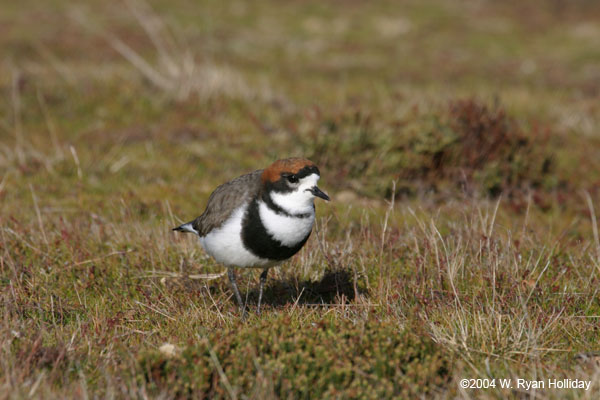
<box><xmin>258</xmin><ymin>200</ymin><xmax>315</xmax><ymax>247</ymax></box>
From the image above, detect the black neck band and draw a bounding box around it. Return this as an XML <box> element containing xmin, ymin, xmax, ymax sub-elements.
<box><xmin>241</xmin><ymin>199</ymin><xmax>312</xmax><ymax>261</ymax></box>
<box><xmin>261</xmin><ymin>192</ymin><xmax>312</xmax><ymax>219</ymax></box>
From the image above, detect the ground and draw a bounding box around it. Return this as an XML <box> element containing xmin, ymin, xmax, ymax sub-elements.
<box><xmin>2</xmin><ymin>0</ymin><xmax>600</xmax><ymax>398</ymax></box>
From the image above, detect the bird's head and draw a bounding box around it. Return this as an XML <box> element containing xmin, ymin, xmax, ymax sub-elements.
<box><xmin>261</xmin><ymin>158</ymin><xmax>329</xmax><ymax>214</ymax></box>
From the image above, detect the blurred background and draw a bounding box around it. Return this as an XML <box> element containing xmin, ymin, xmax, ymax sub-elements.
<box><xmin>2</xmin><ymin>0</ymin><xmax>599</xmax><ymax>209</ymax></box>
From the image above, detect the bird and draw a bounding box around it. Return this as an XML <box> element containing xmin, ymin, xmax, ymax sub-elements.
<box><xmin>173</xmin><ymin>158</ymin><xmax>330</xmax><ymax>317</ymax></box>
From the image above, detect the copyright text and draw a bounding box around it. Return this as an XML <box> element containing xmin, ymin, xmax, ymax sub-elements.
<box><xmin>459</xmin><ymin>378</ymin><xmax>591</xmax><ymax>391</ymax></box>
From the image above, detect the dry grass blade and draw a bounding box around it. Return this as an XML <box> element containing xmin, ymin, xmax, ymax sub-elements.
<box><xmin>584</xmin><ymin>190</ymin><xmax>600</xmax><ymax>261</ymax></box>
<box><xmin>69</xmin><ymin>0</ymin><xmax>250</xmax><ymax>100</ymax></box>
<box><xmin>140</xmin><ymin>270</ymin><xmax>227</xmax><ymax>280</ymax></box>
<box><xmin>133</xmin><ymin>300</ymin><xmax>176</xmax><ymax>321</ymax></box>
<box><xmin>205</xmin><ymin>338</ymin><xmax>238</xmax><ymax>400</ymax></box>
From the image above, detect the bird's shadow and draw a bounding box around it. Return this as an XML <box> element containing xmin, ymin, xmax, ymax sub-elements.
<box><xmin>244</xmin><ymin>267</ymin><xmax>364</xmax><ymax>307</ymax></box>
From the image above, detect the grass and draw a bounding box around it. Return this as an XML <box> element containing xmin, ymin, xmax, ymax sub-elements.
<box><xmin>2</xmin><ymin>0</ymin><xmax>600</xmax><ymax>398</ymax></box>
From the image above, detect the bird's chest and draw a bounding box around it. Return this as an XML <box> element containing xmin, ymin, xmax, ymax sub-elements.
<box><xmin>240</xmin><ymin>200</ymin><xmax>314</xmax><ymax>261</ymax></box>
<box><xmin>257</xmin><ymin>202</ymin><xmax>315</xmax><ymax>247</ymax></box>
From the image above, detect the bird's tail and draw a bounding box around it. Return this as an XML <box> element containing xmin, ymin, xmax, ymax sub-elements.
<box><xmin>172</xmin><ymin>222</ymin><xmax>198</xmax><ymax>234</ymax></box>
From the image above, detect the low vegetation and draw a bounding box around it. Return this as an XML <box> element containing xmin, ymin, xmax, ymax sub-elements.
<box><xmin>2</xmin><ymin>0</ymin><xmax>600</xmax><ymax>398</ymax></box>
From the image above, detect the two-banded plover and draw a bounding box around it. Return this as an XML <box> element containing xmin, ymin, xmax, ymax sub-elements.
<box><xmin>173</xmin><ymin>158</ymin><xmax>329</xmax><ymax>316</ymax></box>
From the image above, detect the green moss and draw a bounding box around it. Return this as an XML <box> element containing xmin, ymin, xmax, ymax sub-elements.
<box><xmin>138</xmin><ymin>317</ymin><xmax>450</xmax><ymax>398</ymax></box>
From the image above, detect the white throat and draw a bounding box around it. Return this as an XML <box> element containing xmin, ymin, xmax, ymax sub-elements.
<box><xmin>269</xmin><ymin>173</ymin><xmax>320</xmax><ymax>215</ymax></box>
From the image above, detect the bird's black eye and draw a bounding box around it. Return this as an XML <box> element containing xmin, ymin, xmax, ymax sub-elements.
<box><xmin>287</xmin><ymin>174</ymin><xmax>299</xmax><ymax>184</ymax></box>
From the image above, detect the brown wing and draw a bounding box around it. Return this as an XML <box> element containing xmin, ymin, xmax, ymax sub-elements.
<box><xmin>191</xmin><ymin>169</ymin><xmax>263</xmax><ymax>236</ymax></box>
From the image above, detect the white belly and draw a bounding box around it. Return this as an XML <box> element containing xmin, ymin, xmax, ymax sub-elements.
<box><xmin>198</xmin><ymin>204</ymin><xmax>275</xmax><ymax>268</ymax></box>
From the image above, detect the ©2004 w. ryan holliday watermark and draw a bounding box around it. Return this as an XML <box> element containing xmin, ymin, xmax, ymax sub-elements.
<box><xmin>460</xmin><ymin>378</ymin><xmax>592</xmax><ymax>391</ymax></box>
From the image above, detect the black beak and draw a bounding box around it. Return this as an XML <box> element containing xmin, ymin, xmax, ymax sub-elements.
<box><xmin>308</xmin><ymin>186</ymin><xmax>330</xmax><ymax>201</ymax></box>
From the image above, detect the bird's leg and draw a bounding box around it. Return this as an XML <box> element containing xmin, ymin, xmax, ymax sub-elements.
<box><xmin>257</xmin><ymin>268</ymin><xmax>269</xmax><ymax>315</ymax></box>
<box><xmin>227</xmin><ymin>267</ymin><xmax>247</xmax><ymax>318</ymax></box>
